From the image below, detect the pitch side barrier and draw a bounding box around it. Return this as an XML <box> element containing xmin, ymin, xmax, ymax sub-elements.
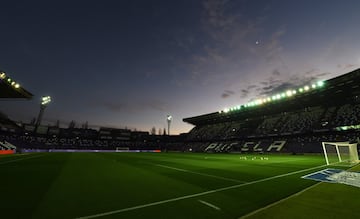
<box><xmin>20</xmin><ymin>149</ymin><xmax>161</xmax><ymax>153</ymax></box>
<box><xmin>0</xmin><ymin>150</ymin><xmax>15</xmax><ymax>155</ymax></box>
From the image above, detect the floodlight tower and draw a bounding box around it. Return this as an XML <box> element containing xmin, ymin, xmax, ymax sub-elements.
<box><xmin>166</xmin><ymin>115</ymin><xmax>172</xmax><ymax>136</ymax></box>
<box><xmin>35</xmin><ymin>96</ymin><xmax>51</xmax><ymax>127</ymax></box>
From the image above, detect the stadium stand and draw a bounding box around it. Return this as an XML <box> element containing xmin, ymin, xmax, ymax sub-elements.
<box><xmin>0</xmin><ymin>69</ymin><xmax>360</xmax><ymax>154</ymax></box>
<box><xmin>0</xmin><ymin>111</ymin><xmax>22</xmax><ymax>132</ymax></box>
<box><xmin>183</xmin><ymin>68</ymin><xmax>360</xmax><ymax>153</ymax></box>
<box><xmin>0</xmin><ymin>70</ymin><xmax>33</xmax><ymax>99</ymax></box>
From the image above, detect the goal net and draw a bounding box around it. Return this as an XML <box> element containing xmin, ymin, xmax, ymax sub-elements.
<box><xmin>322</xmin><ymin>141</ymin><xmax>359</xmax><ymax>166</ymax></box>
<box><xmin>116</xmin><ymin>147</ymin><xmax>130</xmax><ymax>152</ymax></box>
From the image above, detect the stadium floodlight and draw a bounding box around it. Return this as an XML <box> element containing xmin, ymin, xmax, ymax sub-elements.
<box><xmin>36</xmin><ymin>96</ymin><xmax>52</xmax><ymax>129</ymax></box>
<box><xmin>14</xmin><ymin>83</ymin><xmax>20</xmax><ymax>89</ymax></box>
<box><xmin>0</xmin><ymin>72</ymin><xmax>6</xmax><ymax>79</ymax></box>
<box><xmin>286</xmin><ymin>90</ymin><xmax>292</xmax><ymax>97</ymax></box>
<box><xmin>41</xmin><ymin>96</ymin><xmax>51</xmax><ymax>105</ymax></box>
<box><xmin>304</xmin><ymin>85</ymin><xmax>310</xmax><ymax>91</ymax></box>
<box><xmin>317</xmin><ymin>81</ymin><xmax>324</xmax><ymax>87</ymax></box>
<box><xmin>311</xmin><ymin>84</ymin><xmax>317</xmax><ymax>89</ymax></box>
<box><xmin>167</xmin><ymin>115</ymin><xmax>172</xmax><ymax>136</ymax></box>
<box><xmin>299</xmin><ymin>88</ymin><xmax>304</xmax><ymax>93</ymax></box>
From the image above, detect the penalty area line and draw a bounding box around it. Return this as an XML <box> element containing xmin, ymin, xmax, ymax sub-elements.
<box><xmin>75</xmin><ymin>163</ymin><xmax>328</xmax><ymax>219</ymax></box>
<box><xmin>198</xmin><ymin>200</ymin><xmax>221</xmax><ymax>211</ymax></box>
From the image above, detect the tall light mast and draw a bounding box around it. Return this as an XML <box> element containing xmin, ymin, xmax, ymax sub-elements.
<box><xmin>35</xmin><ymin>96</ymin><xmax>51</xmax><ymax>128</ymax></box>
<box><xmin>166</xmin><ymin>115</ymin><xmax>172</xmax><ymax>136</ymax></box>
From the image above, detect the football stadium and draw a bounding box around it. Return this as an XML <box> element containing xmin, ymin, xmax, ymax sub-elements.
<box><xmin>1</xmin><ymin>68</ymin><xmax>360</xmax><ymax>218</ymax></box>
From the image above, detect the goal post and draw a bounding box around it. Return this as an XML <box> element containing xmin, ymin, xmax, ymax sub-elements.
<box><xmin>322</xmin><ymin>141</ymin><xmax>359</xmax><ymax>166</ymax></box>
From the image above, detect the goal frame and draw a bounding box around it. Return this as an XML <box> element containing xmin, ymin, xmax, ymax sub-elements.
<box><xmin>322</xmin><ymin>141</ymin><xmax>359</xmax><ymax>165</ymax></box>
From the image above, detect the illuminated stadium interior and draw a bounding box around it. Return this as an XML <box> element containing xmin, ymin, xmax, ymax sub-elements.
<box><xmin>1</xmin><ymin>69</ymin><xmax>360</xmax><ymax>219</ymax></box>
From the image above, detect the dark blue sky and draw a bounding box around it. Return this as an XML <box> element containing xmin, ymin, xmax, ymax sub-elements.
<box><xmin>1</xmin><ymin>0</ymin><xmax>360</xmax><ymax>134</ymax></box>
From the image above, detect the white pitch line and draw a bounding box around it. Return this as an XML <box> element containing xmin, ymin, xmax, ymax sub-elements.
<box><xmin>75</xmin><ymin>163</ymin><xmax>328</xmax><ymax>219</ymax></box>
<box><xmin>198</xmin><ymin>200</ymin><xmax>221</xmax><ymax>211</ymax></box>
<box><xmin>156</xmin><ymin>164</ymin><xmax>247</xmax><ymax>183</ymax></box>
<box><xmin>239</xmin><ymin>182</ymin><xmax>321</xmax><ymax>219</ymax></box>
<box><xmin>0</xmin><ymin>154</ymin><xmax>46</xmax><ymax>165</ymax></box>
<box><xmin>0</xmin><ymin>153</ymin><xmax>32</xmax><ymax>157</ymax></box>
<box><xmin>15</xmin><ymin>153</ymin><xmax>33</xmax><ymax>156</ymax></box>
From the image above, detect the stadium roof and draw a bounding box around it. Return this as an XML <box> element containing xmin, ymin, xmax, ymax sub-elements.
<box><xmin>0</xmin><ymin>71</ymin><xmax>33</xmax><ymax>99</ymax></box>
<box><xmin>184</xmin><ymin>68</ymin><xmax>360</xmax><ymax>126</ymax></box>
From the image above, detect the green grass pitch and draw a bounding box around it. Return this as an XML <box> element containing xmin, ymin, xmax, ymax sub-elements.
<box><xmin>1</xmin><ymin>152</ymin><xmax>359</xmax><ymax>219</ymax></box>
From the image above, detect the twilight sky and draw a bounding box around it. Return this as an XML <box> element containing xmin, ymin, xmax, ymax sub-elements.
<box><xmin>1</xmin><ymin>0</ymin><xmax>360</xmax><ymax>134</ymax></box>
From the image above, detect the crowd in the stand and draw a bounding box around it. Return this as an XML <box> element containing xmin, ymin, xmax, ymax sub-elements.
<box><xmin>1</xmin><ymin>103</ymin><xmax>359</xmax><ymax>153</ymax></box>
<box><xmin>0</xmin><ymin>133</ymin><xmax>185</xmax><ymax>151</ymax></box>
<box><xmin>332</xmin><ymin>104</ymin><xmax>360</xmax><ymax>126</ymax></box>
<box><xmin>188</xmin><ymin>103</ymin><xmax>360</xmax><ymax>141</ymax></box>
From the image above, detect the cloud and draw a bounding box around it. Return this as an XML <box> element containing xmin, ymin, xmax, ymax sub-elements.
<box><xmin>256</xmin><ymin>69</ymin><xmax>331</xmax><ymax>96</ymax></box>
<box><xmin>240</xmin><ymin>89</ymin><xmax>249</xmax><ymax>98</ymax></box>
<box><xmin>264</xmin><ymin>29</ymin><xmax>286</xmax><ymax>62</ymax></box>
<box><xmin>272</xmin><ymin>69</ymin><xmax>281</xmax><ymax>76</ymax></box>
<box><xmin>221</xmin><ymin>89</ymin><xmax>235</xmax><ymax>98</ymax></box>
<box><xmin>103</xmin><ymin>102</ymin><xmax>126</xmax><ymax>112</ymax></box>
<box><xmin>225</xmin><ymin>68</ymin><xmax>332</xmax><ymax>101</ymax></box>
<box><xmin>314</xmin><ymin>72</ymin><xmax>331</xmax><ymax>77</ymax></box>
<box><xmin>305</xmin><ymin>69</ymin><xmax>317</xmax><ymax>75</ymax></box>
<box><xmin>345</xmin><ymin>63</ymin><xmax>356</xmax><ymax>69</ymax></box>
<box><xmin>247</xmin><ymin>85</ymin><xmax>258</xmax><ymax>90</ymax></box>
<box><xmin>177</xmin><ymin>0</ymin><xmax>287</xmax><ymax>87</ymax></box>
<box><xmin>143</xmin><ymin>100</ymin><xmax>169</xmax><ymax>111</ymax></box>
<box><xmin>337</xmin><ymin>63</ymin><xmax>358</xmax><ymax>70</ymax></box>
<box><xmin>170</xmin><ymin>0</ymin><xmax>288</xmax><ymax>97</ymax></box>
<box><xmin>203</xmin><ymin>0</ymin><xmax>238</xmax><ymax>29</ymax></box>
<box><xmin>171</xmin><ymin>0</ymin><xmax>257</xmax><ymax>86</ymax></box>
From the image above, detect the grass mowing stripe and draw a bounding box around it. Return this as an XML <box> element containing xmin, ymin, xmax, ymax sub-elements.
<box><xmin>0</xmin><ymin>153</ymin><xmax>47</xmax><ymax>165</ymax></box>
<box><xmin>156</xmin><ymin>164</ymin><xmax>247</xmax><ymax>183</ymax></box>
<box><xmin>198</xmin><ymin>200</ymin><xmax>221</xmax><ymax>211</ymax></box>
<box><xmin>240</xmin><ymin>163</ymin><xmax>360</xmax><ymax>219</ymax></box>
<box><xmin>239</xmin><ymin>182</ymin><xmax>321</xmax><ymax>219</ymax></box>
<box><xmin>75</xmin><ymin>163</ymin><xmax>328</xmax><ymax>219</ymax></box>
